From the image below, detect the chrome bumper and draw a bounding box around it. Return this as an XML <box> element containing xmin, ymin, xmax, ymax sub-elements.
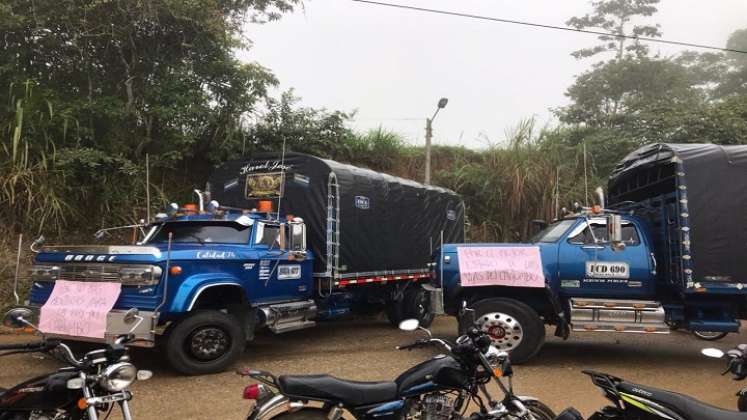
<box><xmin>26</xmin><ymin>306</ymin><xmax>158</xmax><ymax>348</ymax></box>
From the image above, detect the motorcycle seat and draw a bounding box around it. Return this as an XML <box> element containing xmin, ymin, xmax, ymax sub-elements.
<box><xmin>618</xmin><ymin>381</ymin><xmax>747</xmax><ymax>420</ymax></box>
<box><xmin>278</xmin><ymin>375</ymin><xmax>398</xmax><ymax>407</ymax></box>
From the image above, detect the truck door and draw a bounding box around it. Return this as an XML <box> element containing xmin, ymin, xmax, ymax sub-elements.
<box><xmin>557</xmin><ymin>218</ymin><xmax>653</xmax><ymax>298</ymax></box>
<box><xmin>250</xmin><ymin>222</ymin><xmax>313</xmax><ymax>303</ymax></box>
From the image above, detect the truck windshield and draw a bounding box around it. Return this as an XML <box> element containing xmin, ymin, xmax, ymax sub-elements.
<box><xmin>530</xmin><ymin>219</ymin><xmax>575</xmax><ymax>243</ymax></box>
<box><xmin>147</xmin><ymin>222</ymin><xmax>252</xmax><ymax>244</ymax></box>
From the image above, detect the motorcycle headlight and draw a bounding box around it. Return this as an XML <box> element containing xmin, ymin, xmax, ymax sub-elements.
<box><xmin>484</xmin><ymin>345</ymin><xmax>504</xmax><ymax>368</ymax></box>
<box><xmin>100</xmin><ymin>362</ymin><xmax>137</xmax><ymax>392</ymax></box>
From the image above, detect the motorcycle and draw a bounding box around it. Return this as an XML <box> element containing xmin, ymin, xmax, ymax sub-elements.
<box><xmin>240</xmin><ymin>306</ymin><xmax>555</xmax><ymax>420</ymax></box>
<box><xmin>0</xmin><ymin>307</ymin><xmax>152</xmax><ymax>420</ymax></box>
<box><xmin>553</xmin><ymin>344</ymin><xmax>747</xmax><ymax>420</ymax></box>
<box><xmin>701</xmin><ymin>344</ymin><xmax>747</xmax><ymax>412</ymax></box>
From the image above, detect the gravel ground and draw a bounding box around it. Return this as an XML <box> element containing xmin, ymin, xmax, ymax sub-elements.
<box><xmin>1</xmin><ymin>316</ymin><xmax>745</xmax><ymax>419</ymax></box>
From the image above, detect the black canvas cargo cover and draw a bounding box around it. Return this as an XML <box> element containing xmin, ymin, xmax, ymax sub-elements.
<box><xmin>608</xmin><ymin>143</ymin><xmax>747</xmax><ymax>285</ymax></box>
<box><xmin>208</xmin><ymin>152</ymin><xmax>465</xmax><ymax>276</ymax></box>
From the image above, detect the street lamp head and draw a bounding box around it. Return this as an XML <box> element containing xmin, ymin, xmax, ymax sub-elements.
<box><xmin>437</xmin><ymin>97</ymin><xmax>448</xmax><ymax>109</ymax></box>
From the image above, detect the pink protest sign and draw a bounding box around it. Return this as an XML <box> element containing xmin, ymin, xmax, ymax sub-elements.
<box><xmin>39</xmin><ymin>280</ymin><xmax>121</xmax><ymax>339</ymax></box>
<box><xmin>457</xmin><ymin>246</ymin><xmax>545</xmax><ymax>288</ymax></box>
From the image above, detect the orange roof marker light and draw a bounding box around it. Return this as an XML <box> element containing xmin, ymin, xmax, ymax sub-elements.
<box><xmin>257</xmin><ymin>200</ymin><xmax>273</xmax><ymax>213</ymax></box>
<box><xmin>183</xmin><ymin>203</ymin><xmax>198</xmax><ymax>215</ymax></box>
<box><xmin>591</xmin><ymin>205</ymin><xmax>603</xmax><ymax>214</ymax></box>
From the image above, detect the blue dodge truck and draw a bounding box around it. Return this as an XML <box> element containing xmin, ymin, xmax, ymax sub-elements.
<box><xmin>433</xmin><ymin>143</ymin><xmax>747</xmax><ymax>363</ymax></box>
<box><xmin>22</xmin><ymin>153</ymin><xmax>464</xmax><ymax>374</ymax></box>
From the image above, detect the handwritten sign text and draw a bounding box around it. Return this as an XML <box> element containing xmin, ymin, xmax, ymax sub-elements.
<box><xmin>457</xmin><ymin>246</ymin><xmax>545</xmax><ymax>288</ymax></box>
<box><xmin>39</xmin><ymin>280</ymin><xmax>121</xmax><ymax>339</ymax></box>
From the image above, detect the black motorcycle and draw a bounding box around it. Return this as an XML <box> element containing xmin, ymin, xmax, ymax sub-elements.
<box><xmin>0</xmin><ymin>307</ymin><xmax>152</xmax><ymax>420</ymax></box>
<box><xmin>240</xmin><ymin>308</ymin><xmax>555</xmax><ymax>420</ymax></box>
<box><xmin>554</xmin><ymin>345</ymin><xmax>747</xmax><ymax>420</ymax></box>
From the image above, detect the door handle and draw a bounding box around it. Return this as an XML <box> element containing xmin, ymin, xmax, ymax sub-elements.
<box><xmin>581</xmin><ymin>245</ymin><xmax>605</xmax><ymax>250</ymax></box>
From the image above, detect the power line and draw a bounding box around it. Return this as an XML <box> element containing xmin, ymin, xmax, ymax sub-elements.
<box><xmin>351</xmin><ymin>0</ymin><xmax>747</xmax><ymax>55</ymax></box>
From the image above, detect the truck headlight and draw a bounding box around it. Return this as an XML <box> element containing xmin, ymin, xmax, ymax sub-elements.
<box><xmin>118</xmin><ymin>265</ymin><xmax>162</xmax><ymax>286</ymax></box>
<box><xmin>100</xmin><ymin>362</ymin><xmax>137</xmax><ymax>391</ymax></box>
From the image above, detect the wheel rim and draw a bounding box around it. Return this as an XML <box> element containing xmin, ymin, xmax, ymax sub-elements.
<box><xmin>187</xmin><ymin>326</ymin><xmax>231</xmax><ymax>361</ymax></box>
<box><xmin>693</xmin><ymin>330</ymin><xmax>727</xmax><ymax>340</ymax></box>
<box><xmin>477</xmin><ymin>312</ymin><xmax>523</xmax><ymax>351</ymax></box>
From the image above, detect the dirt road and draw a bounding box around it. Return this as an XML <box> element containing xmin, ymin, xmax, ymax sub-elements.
<box><xmin>1</xmin><ymin>316</ymin><xmax>745</xmax><ymax>419</ymax></box>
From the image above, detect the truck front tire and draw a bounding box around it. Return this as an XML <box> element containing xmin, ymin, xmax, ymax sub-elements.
<box><xmin>469</xmin><ymin>298</ymin><xmax>545</xmax><ymax>364</ymax></box>
<box><xmin>165</xmin><ymin>310</ymin><xmax>246</xmax><ymax>375</ymax></box>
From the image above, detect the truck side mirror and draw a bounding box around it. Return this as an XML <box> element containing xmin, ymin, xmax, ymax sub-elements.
<box><xmin>607</xmin><ymin>214</ymin><xmax>625</xmax><ymax>251</ymax></box>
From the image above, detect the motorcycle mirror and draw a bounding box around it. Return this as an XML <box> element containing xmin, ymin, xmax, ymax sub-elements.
<box><xmin>3</xmin><ymin>307</ymin><xmax>34</xmax><ymax>329</ymax></box>
<box><xmin>702</xmin><ymin>348</ymin><xmax>725</xmax><ymax>359</ymax></box>
<box><xmin>399</xmin><ymin>319</ymin><xmax>420</xmax><ymax>331</ymax></box>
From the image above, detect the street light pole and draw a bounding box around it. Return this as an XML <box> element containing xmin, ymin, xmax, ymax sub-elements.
<box><xmin>424</xmin><ymin>97</ymin><xmax>448</xmax><ymax>185</ymax></box>
<box><xmin>425</xmin><ymin>117</ymin><xmax>433</xmax><ymax>185</ymax></box>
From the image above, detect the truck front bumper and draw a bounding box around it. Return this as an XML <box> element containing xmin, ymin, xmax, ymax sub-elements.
<box><xmin>25</xmin><ymin>305</ymin><xmax>158</xmax><ymax>348</ymax></box>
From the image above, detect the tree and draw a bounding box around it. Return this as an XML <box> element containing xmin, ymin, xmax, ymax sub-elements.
<box><xmin>0</xmin><ymin>0</ymin><xmax>299</xmax><ymax>232</ymax></box>
<box><xmin>557</xmin><ymin>56</ymin><xmax>704</xmax><ymax>127</ymax></box>
<box><xmin>567</xmin><ymin>0</ymin><xmax>662</xmax><ymax>60</ymax></box>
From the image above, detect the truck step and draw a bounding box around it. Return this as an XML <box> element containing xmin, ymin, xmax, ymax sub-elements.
<box><xmin>259</xmin><ymin>300</ymin><xmax>317</xmax><ymax>334</ymax></box>
<box><xmin>570</xmin><ymin>298</ymin><xmax>670</xmax><ymax>334</ymax></box>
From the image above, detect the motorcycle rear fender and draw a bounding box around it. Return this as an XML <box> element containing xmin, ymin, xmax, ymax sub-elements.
<box><xmin>247</xmin><ymin>395</ymin><xmax>351</xmax><ymax>420</ymax></box>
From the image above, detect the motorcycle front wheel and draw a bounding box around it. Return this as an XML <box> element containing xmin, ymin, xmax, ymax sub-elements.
<box><xmin>522</xmin><ymin>400</ymin><xmax>556</xmax><ymax>420</ymax></box>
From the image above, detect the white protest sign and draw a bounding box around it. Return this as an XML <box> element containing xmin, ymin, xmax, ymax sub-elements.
<box><xmin>457</xmin><ymin>246</ymin><xmax>545</xmax><ymax>288</ymax></box>
<box><xmin>39</xmin><ymin>280</ymin><xmax>121</xmax><ymax>339</ymax></box>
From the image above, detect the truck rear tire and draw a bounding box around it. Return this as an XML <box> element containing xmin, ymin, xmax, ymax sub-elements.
<box><xmin>164</xmin><ymin>310</ymin><xmax>246</xmax><ymax>375</ymax></box>
<box><xmin>470</xmin><ymin>298</ymin><xmax>545</xmax><ymax>364</ymax></box>
<box><xmin>402</xmin><ymin>287</ymin><xmax>435</xmax><ymax>328</ymax></box>
<box><xmin>385</xmin><ymin>299</ymin><xmax>405</xmax><ymax>326</ymax></box>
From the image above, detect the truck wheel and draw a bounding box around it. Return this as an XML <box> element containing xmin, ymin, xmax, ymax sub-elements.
<box><xmin>402</xmin><ymin>287</ymin><xmax>435</xmax><ymax>328</ymax></box>
<box><xmin>164</xmin><ymin>310</ymin><xmax>246</xmax><ymax>375</ymax></box>
<box><xmin>471</xmin><ymin>298</ymin><xmax>545</xmax><ymax>364</ymax></box>
<box><xmin>385</xmin><ymin>299</ymin><xmax>405</xmax><ymax>326</ymax></box>
<box><xmin>692</xmin><ymin>330</ymin><xmax>728</xmax><ymax>341</ymax></box>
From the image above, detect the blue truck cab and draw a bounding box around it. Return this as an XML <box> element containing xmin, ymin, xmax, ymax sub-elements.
<box><xmin>434</xmin><ymin>143</ymin><xmax>747</xmax><ymax>363</ymax></box>
<box><xmin>22</xmin><ymin>153</ymin><xmax>464</xmax><ymax>375</ymax></box>
<box><xmin>28</xmin><ymin>210</ymin><xmax>315</xmax><ymax>374</ymax></box>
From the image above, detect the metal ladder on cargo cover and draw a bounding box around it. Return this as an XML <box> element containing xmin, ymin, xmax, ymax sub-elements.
<box><xmin>570</xmin><ymin>298</ymin><xmax>670</xmax><ymax>334</ymax></box>
<box><xmin>320</xmin><ymin>172</ymin><xmax>341</xmax><ymax>298</ymax></box>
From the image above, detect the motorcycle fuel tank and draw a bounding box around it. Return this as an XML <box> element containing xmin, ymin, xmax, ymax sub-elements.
<box><xmin>395</xmin><ymin>355</ymin><xmax>468</xmax><ymax>395</ymax></box>
<box><xmin>0</xmin><ymin>371</ymin><xmax>80</xmax><ymax>411</ymax></box>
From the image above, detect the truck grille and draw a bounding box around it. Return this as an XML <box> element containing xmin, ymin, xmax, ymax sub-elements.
<box><xmin>32</xmin><ymin>263</ymin><xmax>162</xmax><ymax>286</ymax></box>
<box><xmin>58</xmin><ymin>265</ymin><xmax>121</xmax><ymax>282</ymax></box>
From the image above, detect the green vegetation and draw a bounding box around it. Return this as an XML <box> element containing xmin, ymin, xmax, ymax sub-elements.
<box><xmin>2</xmin><ymin>0</ymin><xmax>747</xmax><ymax>306</ymax></box>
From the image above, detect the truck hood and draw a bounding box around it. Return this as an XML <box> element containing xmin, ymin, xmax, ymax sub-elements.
<box><xmin>36</xmin><ymin>243</ymin><xmax>251</xmax><ymax>264</ymax></box>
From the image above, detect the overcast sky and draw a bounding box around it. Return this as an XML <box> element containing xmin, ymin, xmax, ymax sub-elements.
<box><xmin>238</xmin><ymin>0</ymin><xmax>747</xmax><ymax>149</ymax></box>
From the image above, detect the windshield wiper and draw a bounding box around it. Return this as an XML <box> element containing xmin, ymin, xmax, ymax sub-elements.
<box><xmin>187</xmin><ymin>234</ymin><xmax>206</xmax><ymax>246</ymax></box>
